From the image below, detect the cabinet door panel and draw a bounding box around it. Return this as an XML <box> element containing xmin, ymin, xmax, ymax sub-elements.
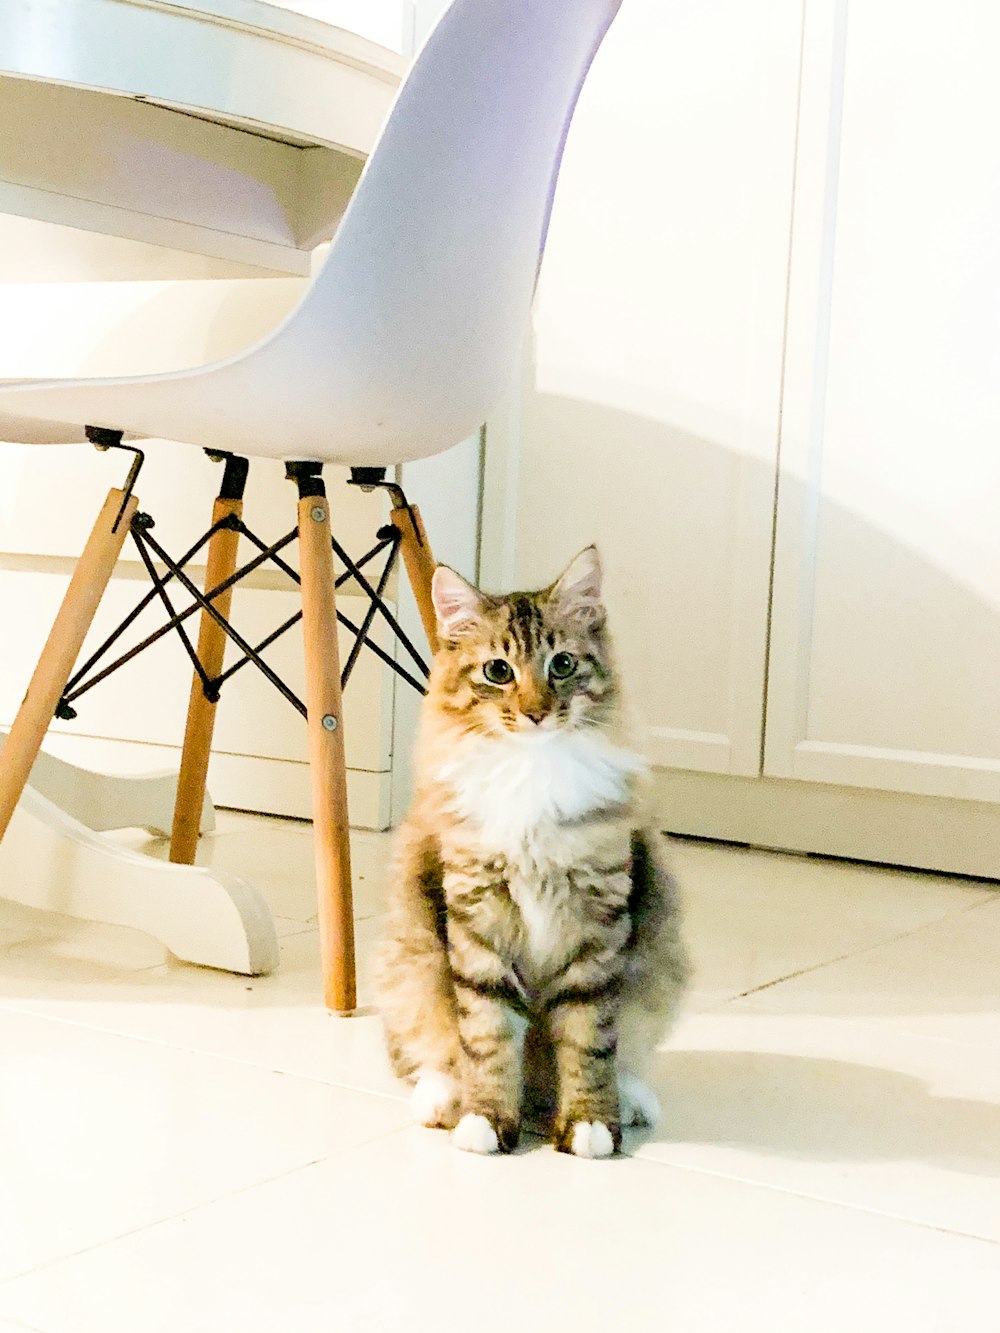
<box><xmin>508</xmin><ymin>0</ymin><xmax>802</xmax><ymax>775</ymax></box>
<box><xmin>766</xmin><ymin>0</ymin><xmax>1000</xmax><ymax>801</ymax></box>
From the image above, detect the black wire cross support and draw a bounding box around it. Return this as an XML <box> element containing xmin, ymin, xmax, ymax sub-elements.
<box><xmin>56</xmin><ymin>480</ymin><xmax>430</xmax><ymax>726</ymax></box>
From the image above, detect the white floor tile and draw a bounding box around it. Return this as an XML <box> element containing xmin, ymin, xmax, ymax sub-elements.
<box><xmin>635</xmin><ymin>1004</ymin><xmax>1000</xmax><ymax>1240</ymax></box>
<box><xmin>0</xmin><ymin>898</ymin><xmax>167</xmax><ymax>971</ymax></box>
<box><xmin>671</xmin><ymin>839</ymin><xmax>995</xmax><ymax>1008</ymax></box>
<box><xmin>1</xmin><ymin>1129</ymin><xmax>996</xmax><ymax>1333</ymax></box>
<box><xmin>738</xmin><ymin>893</ymin><xmax>1000</xmax><ymax>1047</ymax></box>
<box><xmin>1</xmin><ymin>812</ymin><xmax>997</xmax><ymax>1332</ymax></box>
<box><xmin>0</xmin><ymin>1008</ymin><xmax>410</xmax><ymax>1283</ymax></box>
<box><xmin>0</xmin><ymin>918</ymin><xmax>402</xmax><ymax>1100</ymax></box>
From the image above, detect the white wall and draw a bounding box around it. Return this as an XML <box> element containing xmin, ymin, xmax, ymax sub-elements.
<box><xmin>268</xmin><ymin>1</ymin><xmax>407</xmax><ymax>51</ymax></box>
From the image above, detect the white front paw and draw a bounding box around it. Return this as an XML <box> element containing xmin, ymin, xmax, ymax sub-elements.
<box><xmin>569</xmin><ymin>1121</ymin><xmax>616</xmax><ymax>1159</ymax></box>
<box><xmin>452</xmin><ymin>1113</ymin><xmax>500</xmax><ymax>1155</ymax></box>
<box><xmin>617</xmin><ymin>1072</ymin><xmax>661</xmax><ymax>1128</ymax></box>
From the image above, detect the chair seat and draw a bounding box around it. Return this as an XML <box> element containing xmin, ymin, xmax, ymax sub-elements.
<box><xmin>0</xmin><ymin>354</ymin><xmax>490</xmax><ymax>465</ymax></box>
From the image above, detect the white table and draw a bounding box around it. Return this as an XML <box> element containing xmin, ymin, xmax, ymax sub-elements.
<box><xmin>0</xmin><ymin>0</ymin><xmax>403</xmax><ymax>272</ymax></box>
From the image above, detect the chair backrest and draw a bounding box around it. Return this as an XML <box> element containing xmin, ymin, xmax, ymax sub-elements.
<box><xmin>250</xmin><ymin>0</ymin><xmax>623</xmax><ymax>462</ymax></box>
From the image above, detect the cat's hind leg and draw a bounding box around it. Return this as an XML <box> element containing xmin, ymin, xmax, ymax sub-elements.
<box><xmin>374</xmin><ymin>825</ymin><xmax>462</xmax><ymax>1128</ymax></box>
<box><xmin>615</xmin><ymin>993</ymin><xmax>670</xmax><ymax>1128</ymax></box>
<box><xmin>616</xmin><ymin>1070</ymin><xmax>661</xmax><ymax>1128</ymax></box>
<box><xmin>411</xmin><ymin>1069</ymin><xmax>461</xmax><ymax>1129</ymax></box>
<box><xmin>614</xmin><ymin>829</ymin><xmax>690</xmax><ymax>1130</ymax></box>
<box><xmin>614</xmin><ymin>984</ymin><xmax>681</xmax><ymax>1130</ymax></box>
<box><xmin>378</xmin><ymin>931</ymin><xmax>462</xmax><ymax>1128</ymax></box>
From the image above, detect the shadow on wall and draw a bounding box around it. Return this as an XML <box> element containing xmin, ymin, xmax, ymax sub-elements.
<box><xmin>516</xmin><ymin>391</ymin><xmax>1000</xmax><ymax>763</ymax></box>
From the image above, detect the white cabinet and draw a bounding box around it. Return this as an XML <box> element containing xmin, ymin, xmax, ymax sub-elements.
<box><xmin>491</xmin><ymin>0</ymin><xmax>1000</xmax><ymax>876</ymax></box>
<box><xmin>765</xmin><ymin>0</ymin><xmax>1000</xmax><ymax>806</ymax></box>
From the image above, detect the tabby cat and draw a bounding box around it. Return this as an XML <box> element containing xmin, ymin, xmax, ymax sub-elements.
<box><xmin>375</xmin><ymin>546</ymin><xmax>688</xmax><ymax>1157</ymax></box>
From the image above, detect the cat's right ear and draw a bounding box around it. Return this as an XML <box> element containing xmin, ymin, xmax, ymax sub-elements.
<box><xmin>431</xmin><ymin>566</ymin><xmax>484</xmax><ymax>639</ymax></box>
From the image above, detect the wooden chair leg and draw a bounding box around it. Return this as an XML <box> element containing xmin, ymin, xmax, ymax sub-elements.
<box><xmin>389</xmin><ymin>502</ymin><xmax>439</xmax><ymax>654</ymax></box>
<box><xmin>297</xmin><ymin>484</ymin><xmax>356</xmax><ymax>1013</ymax></box>
<box><xmin>0</xmin><ymin>487</ymin><xmax>138</xmax><ymax>843</ymax></box>
<box><xmin>169</xmin><ymin>468</ymin><xmax>246</xmax><ymax>864</ymax></box>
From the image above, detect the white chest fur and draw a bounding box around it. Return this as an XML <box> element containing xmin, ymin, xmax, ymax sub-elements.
<box><xmin>506</xmin><ymin>870</ymin><xmax>567</xmax><ymax>969</ymax></box>
<box><xmin>434</xmin><ymin>728</ymin><xmax>646</xmax><ymax>856</ymax></box>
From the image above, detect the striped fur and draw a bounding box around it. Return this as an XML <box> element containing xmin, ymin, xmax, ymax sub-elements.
<box><xmin>375</xmin><ymin>548</ymin><xmax>688</xmax><ymax>1156</ymax></box>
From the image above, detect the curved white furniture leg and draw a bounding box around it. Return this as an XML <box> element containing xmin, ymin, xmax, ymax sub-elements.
<box><xmin>1</xmin><ymin>786</ymin><xmax>278</xmax><ymax>975</ymax></box>
<box><xmin>28</xmin><ymin>745</ymin><xmax>215</xmax><ymax>837</ymax></box>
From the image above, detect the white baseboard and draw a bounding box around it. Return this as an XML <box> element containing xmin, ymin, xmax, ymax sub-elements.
<box><xmin>650</xmin><ymin>767</ymin><xmax>1000</xmax><ymax>881</ymax></box>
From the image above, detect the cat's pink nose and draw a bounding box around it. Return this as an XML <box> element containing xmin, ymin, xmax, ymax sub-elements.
<box><xmin>523</xmin><ymin>711</ymin><xmax>546</xmax><ymax>725</ymax></box>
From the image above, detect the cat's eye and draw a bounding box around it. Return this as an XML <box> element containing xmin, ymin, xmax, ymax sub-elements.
<box><xmin>483</xmin><ymin>658</ymin><xmax>514</xmax><ymax>685</ymax></box>
<box><xmin>549</xmin><ymin>651</ymin><xmax>578</xmax><ymax>680</ymax></box>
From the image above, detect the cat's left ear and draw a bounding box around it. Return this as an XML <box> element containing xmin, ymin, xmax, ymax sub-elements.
<box><xmin>431</xmin><ymin>565</ymin><xmax>485</xmax><ymax>639</ymax></box>
<box><xmin>550</xmin><ymin>545</ymin><xmax>605</xmax><ymax>627</ymax></box>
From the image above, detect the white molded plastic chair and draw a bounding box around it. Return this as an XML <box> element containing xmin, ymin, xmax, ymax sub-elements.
<box><xmin>0</xmin><ymin>0</ymin><xmax>623</xmax><ymax>1010</ymax></box>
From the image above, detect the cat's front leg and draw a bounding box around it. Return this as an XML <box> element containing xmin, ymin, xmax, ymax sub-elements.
<box><xmin>547</xmin><ymin>991</ymin><xmax>622</xmax><ymax>1158</ymax></box>
<box><xmin>447</xmin><ymin>923</ymin><xmax>523</xmax><ymax>1154</ymax></box>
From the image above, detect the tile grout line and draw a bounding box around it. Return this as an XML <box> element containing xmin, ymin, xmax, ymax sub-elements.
<box><xmin>0</xmin><ymin>1001</ymin><xmax>411</xmax><ymax>1104</ymax></box>
<box><xmin>0</xmin><ymin>1123</ymin><xmax>414</xmax><ymax>1290</ymax></box>
<box><xmin>624</xmin><ymin>1145</ymin><xmax>1000</xmax><ymax>1249</ymax></box>
<box><xmin>714</xmin><ymin>889</ymin><xmax>1000</xmax><ymax>1006</ymax></box>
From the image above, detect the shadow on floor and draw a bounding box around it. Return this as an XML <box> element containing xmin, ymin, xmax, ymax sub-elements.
<box><xmin>642</xmin><ymin>1047</ymin><xmax>1000</xmax><ymax>1177</ymax></box>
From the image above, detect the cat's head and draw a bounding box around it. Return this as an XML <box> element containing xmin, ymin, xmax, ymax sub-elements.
<box><xmin>428</xmin><ymin>546</ymin><xmax>617</xmax><ymax>739</ymax></box>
